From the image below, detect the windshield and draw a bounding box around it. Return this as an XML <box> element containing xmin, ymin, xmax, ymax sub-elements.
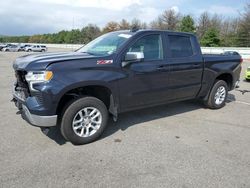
<box><xmin>77</xmin><ymin>32</ymin><xmax>132</xmax><ymax>55</ymax></box>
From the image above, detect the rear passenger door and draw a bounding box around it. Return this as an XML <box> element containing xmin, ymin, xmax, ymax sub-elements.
<box><xmin>33</xmin><ymin>46</ymin><xmax>39</xmax><ymax>52</ymax></box>
<box><xmin>35</xmin><ymin>46</ymin><xmax>39</xmax><ymax>51</ymax></box>
<box><xmin>32</xmin><ymin>46</ymin><xmax>36</xmax><ymax>51</ymax></box>
<box><xmin>166</xmin><ymin>34</ymin><xmax>203</xmax><ymax>100</ymax></box>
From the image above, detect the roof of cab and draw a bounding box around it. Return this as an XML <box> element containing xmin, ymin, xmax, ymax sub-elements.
<box><xmin>114</xmin><ymin>29</ymin><xmax>195</xmax><ymax>37</ymax></box>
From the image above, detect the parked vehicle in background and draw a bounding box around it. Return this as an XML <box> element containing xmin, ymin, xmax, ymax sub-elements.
<box><xmin>2</xmin><ymin>45</ymin><xmax>22</xmax><ymax>52</ymax></box>
<box><xmin>246</xmin><ymin>67</ymin><xmax>250</xmax><ymax>81</ymax></box>
<box><xmin>25</xmin><ymin>45</ymin><xmax>47</xmax><ymax>52</ymax></box>
<box><xmin>12</xmin><ymin>30</ymin><xmax>242</xmax><ymax>145</ymax></box>
<box><xmin>222</xmin><ymin>51</ymin><xmax>240</xmax><ymax>56</ymax></box>
<box><xmin>0</xmin><ymin>43</ymin><xmax>12</xmax><ymax>51</ymax></box>
<box><xmin>0</xmin><ymin>44</ymin><xmax>6</xmax><ymax>51</ymax></box>
<box><xmin>19</xmin><ymin>44</ymin><xmax>32</xmax><ymax>51</ymax></box>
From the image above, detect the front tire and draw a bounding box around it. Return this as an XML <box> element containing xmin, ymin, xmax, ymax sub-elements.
<box><xmin>60</xmin><ymin>97</ymin><xmax>108</xmax><ymax>145</ymax></box>
<box><xmin>205</xmin><ymin>80</ymin><xmax>228</xmax><ymax>109</ymax></box>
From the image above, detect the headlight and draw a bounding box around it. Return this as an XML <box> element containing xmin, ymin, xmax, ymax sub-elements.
<box><xmin>25</xmin><ymin>71</ymin><xmax>53</xmax><ymax>82</ymax></box>
<box><xmin>25</xmin><ymin>71</ymin><xmax>53</xmax><ymax>91</ymax></box>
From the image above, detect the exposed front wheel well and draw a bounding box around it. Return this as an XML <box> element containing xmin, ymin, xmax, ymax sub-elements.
<box><xmin>56</xmin><ymin>86</ymin><xmax>116</xmax><ymax>118</ymax></box>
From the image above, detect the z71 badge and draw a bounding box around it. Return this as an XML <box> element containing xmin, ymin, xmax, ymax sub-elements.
<box><xmin>97</xmin><ymin>60</ymin><xmax>113</xmax><ymax>65</ymax></box>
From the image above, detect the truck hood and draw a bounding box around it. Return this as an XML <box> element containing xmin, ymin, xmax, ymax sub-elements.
<box><xmin>13</xmin><ymin>51</ymin><xmax>98</xmax><ymax>70</ymax></box>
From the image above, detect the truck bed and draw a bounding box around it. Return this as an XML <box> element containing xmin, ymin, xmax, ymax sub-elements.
<box><xmin>203</xmin><ymin>54</ymin><xmax>242</xmax><ymax>63</ymax></box>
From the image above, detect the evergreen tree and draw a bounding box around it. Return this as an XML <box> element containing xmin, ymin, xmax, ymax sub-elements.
<box><xmin>81</xmin><ymin>24</ymin><xmax>101</xmax><ymax>44</ymax></box>
<box><xmin>200</xmin><ymin>28</ymin><xmax>220</xmax><ymax>47</ymax></box>
<box><xmin>179</xmin><ymin>15</ymin><xmax>195</xmax><ymax>33</ymax></box>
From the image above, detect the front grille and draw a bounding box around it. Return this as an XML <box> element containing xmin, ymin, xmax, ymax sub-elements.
<box><xmin>15</xmin><ymin>71</ymin><xmax>28</xmax><ymax>88</ymax></box>
<box><xmin>15</xmin><ymin>70</ymin><xmax>30</xmax><ymax>98</ymax></box>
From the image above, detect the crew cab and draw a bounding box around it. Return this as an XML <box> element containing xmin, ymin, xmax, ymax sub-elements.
<box><xmin>12</xmin><ymin>30</ymin><xmax>242</xmax><ymax>145</ymax></box>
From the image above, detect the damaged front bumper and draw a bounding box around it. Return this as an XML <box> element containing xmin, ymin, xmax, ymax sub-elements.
<box><xmin>12</xmin><ymin>83</ymin><xmax>57</xmax><ymax>127</ymax></box>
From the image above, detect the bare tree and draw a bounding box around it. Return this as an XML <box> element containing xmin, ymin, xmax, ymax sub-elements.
<box><xmin>130</xmin><ymin>18</ymin><xmax>147</xmax><ymax>30</ymax></box>
<box><xmin>140</xmin><ymin>22</ymin><xmax>148</xmax><ymax>29</ymax></box>
<box><xmin>150</xmin><ymin>9</ymin><xmax>180</xmax><ymax>30</ymax></box>
<box><xmin>150</xmin><ymin>16</ymin><xmax>165</xmax><ymax>29</ymax></box>
<box><xmin>230</xmin><ymin>18</ymin><xmax>240</xmax><ymax>34</ymax></box>
<box><xmin>219</xmin><ymin>18</ymin><xmax>240</xmax><ymax>46</ymax></box>
<box><xmin>220</xmin><ymin>18</ymin><xmax>239</xmax><ymax>36</ymax></box>
<box><xmin>210</xmin><ymin>14</ymin><xmax>223</xmax><ymax>31</ymax></box>
<box><xmin>119</xmin><ymin>19</ymin><xmax>130</xmax><ymax>30</ymax></box>
<box><xmin>197</xmin><ymin>12</ymin><xmax>211</xmax><ymax>40</ymax></box>
<box><xmin>238</xmin><ymin>3</ymin><xmax>250</xmax><ymax>46</ymax></box>
<box><xmin>102</xmin><ymin>21</ymin><xmax>119</xmax><ymax>33</ymax></box>
<box><xmin>161</xmin><ymin>9</ymin><xmax>180</xmax><ymax>30</ymax></box>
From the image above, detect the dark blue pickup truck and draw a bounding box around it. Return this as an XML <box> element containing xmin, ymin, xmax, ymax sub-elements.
<box><xmin>12</xmin><ymin>30</ymin><xmax>242</xmax><ymax>144</ymax></box>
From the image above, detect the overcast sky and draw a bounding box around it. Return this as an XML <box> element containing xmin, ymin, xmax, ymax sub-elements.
<box><xmin>0</xmin><ymin>0</ymin><xmax>247</xmax><ymax>36</ymax></box>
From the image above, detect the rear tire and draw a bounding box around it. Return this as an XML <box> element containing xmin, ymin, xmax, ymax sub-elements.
<box><xmin>204</xmin><ymin>80</ymin><xmax>228</xmax><ymax>109</ymax></box>
<box><xmin>60</xmin><ymin>96</ymin><xmax>108</xmax><ymax>145</ymax></box>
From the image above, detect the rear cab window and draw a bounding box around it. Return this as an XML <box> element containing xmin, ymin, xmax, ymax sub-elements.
<box><xmin>168</xmin><ymin>35</ymin><xmax>194</xmax><ymax>58</ymax></box>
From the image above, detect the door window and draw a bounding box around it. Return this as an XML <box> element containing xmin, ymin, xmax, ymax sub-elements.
<box><xmin>128</xmin><ymin>34</ymin><xmax>163</xmax><ymax>61</ymax></box>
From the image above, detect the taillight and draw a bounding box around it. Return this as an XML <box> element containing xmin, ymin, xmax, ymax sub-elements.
<box><xmin>240</xmin><ymin>58</ymin><xmax>243</xmax><ymax>63</ymax></box>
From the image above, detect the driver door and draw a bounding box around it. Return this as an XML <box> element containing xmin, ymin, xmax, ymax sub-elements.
<box><xmin>118</xmin><ymin>33</ymin><xmax>170</xmax><ymax>111</ymax></box>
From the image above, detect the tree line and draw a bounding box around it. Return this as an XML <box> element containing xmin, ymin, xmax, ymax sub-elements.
<box><xmin>1</xmin><ymin>3</ymin><xmax>249</xmax><ymax>47</ymax></box>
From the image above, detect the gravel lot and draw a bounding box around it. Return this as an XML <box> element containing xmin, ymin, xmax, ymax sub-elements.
<box><xmin>0</xmin><ymin>49</ymin><xmax>250</xmax><ymax>188</ymax></box>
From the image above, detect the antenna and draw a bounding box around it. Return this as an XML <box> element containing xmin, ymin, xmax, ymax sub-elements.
<box><xmin>72</xmin><ymin>17</ymin><xmax>75</xmax><ymax>30</ymax></box>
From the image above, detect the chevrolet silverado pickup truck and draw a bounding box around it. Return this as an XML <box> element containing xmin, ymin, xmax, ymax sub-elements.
<box><xmin>12</xmin><ymin>30</ymin><xmax>242</xmax><ymax>145</ymax></box>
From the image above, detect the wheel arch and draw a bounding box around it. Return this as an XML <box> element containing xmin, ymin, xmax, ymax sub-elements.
<box><xmin>202</xmin><ymin>72</ymin><xmax>233</xmax><ymax>101</ymax></box>
<box><xmin>215</xmin><ymin>73</ymin><xmax>233</xmax><ymax>90</ymax></box>
<box><xmin>56</xmin><ymin>84</ymin><xmax>118</xmax><ymax>119</ymax></box>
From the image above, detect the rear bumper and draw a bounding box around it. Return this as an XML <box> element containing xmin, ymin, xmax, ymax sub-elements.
<box><xmin>235</xmin><ymin>80</ymin><xmax>240</xmax><ymax>88</ymax></box>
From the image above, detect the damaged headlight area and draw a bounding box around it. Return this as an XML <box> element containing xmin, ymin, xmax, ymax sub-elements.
<box><xmin>25</xmin><ymin>71</ymin><xmax>53</xmax><ymax>91</ymax></box>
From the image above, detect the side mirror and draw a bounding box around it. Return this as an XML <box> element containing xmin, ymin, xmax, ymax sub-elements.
<box><xmin>122</xmin><ymin>52</ymin><xmax>144</xmax><ymax>67</ymax></box>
